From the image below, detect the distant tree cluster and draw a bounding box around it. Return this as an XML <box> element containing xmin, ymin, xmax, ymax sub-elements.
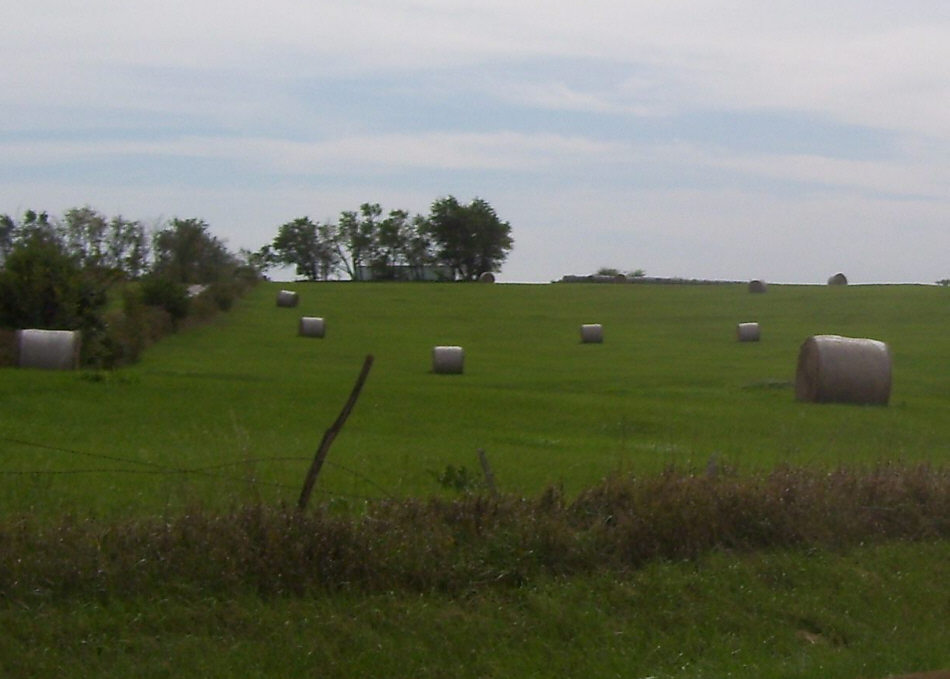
<box><xmin>595</xmin><ymin>267</ymin><xmax>646</xmax><ymax>278</ymax></box>
<box><xmin>259</xmin><ymin>196</ymin><xmax>514</xmax><ymax>282</ymax></box>
<box><xmin>0</xmin><ymin>207</ymin><xmax>258</xmax><ymax>367</ymax></box>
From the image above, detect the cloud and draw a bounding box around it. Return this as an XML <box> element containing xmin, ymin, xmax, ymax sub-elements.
<box><xmin>3</xmin><ymin>1</ymin><xmax>950</xmax><ymax>285</ymax></box>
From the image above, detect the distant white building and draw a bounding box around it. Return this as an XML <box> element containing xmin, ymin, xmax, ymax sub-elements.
<box><xmin>356</xmin><ymin>265</ymin><xmax>455</xmax><ymax>282</ymax></box>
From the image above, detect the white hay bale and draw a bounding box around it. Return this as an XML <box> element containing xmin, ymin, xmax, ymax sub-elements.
<box><xmin>748</xmin><ymin>280</ymin><xmax>768</xmax><ymax>293</ymax></box>
<box><xmin>432</xmin><ymin>345</ymin><xmax>464</xmax><ymax>374</ymax></box>
<box><xmin>795</xmin><ymin>334</ymin><xmax>891</xmax><ymax>405</ymax></box>
<box><xmin>298</xmin><ymin>316</ymin><xmax>326</xmax><ymax>338</ymax></box>
<box><xmin>736</xmin><ymin>322</ymin><xmax>761</xmax><ymax>342</ymax></box>
<box><xmin>478</xmin><ymin>271</ymin><xmax>496</xmax><ymax>283</ymax></box>
<box><xmin>276</xmin><ymin>290</ymin><xmax>299</xmax><ymax>307</ymax></box>
<box><xmin>580</xmin><ymin>324</ymin><xmax>604</xmax><ymax>343</ymax></box>
<box><xmin>827</xmin><ymin>272</ymin><xmax>848</xmax><ymax>286</ymax></box>
<box><xmin>17</xmin><ymin>329</ymin><xmax>81</xmax><ymax>370</ymax></box>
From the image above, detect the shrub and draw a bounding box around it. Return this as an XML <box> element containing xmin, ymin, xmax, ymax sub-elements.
<box><xmin>139</xmin><ymin>276</ymin><xmax>190</xmax><ymax>324</ymax></box>
<box><xmin>0</xmin><ymin>232</ymin><xmax>106</xmax><ymax>333</ymax></box>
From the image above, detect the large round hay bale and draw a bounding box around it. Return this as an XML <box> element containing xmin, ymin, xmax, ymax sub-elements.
<box><xmin>580</xmin><ymin>323</ymin><xmax>604</xmax><ymax>343</ymax></box>
<box><xmin>298</xmin><ymin>316</ymin><xmax>326</xmax><ymax>338</ymax></box>
<box><xmin>748</xmin><ymin>279</ymin><xmax>768</xmax><ymax>293</ymax></box>
<box><xmin>827</xmin><ymin>272</ymin><xmax>848</xmax><ymax>286</ymax></box>
<box><xmin>478</xmin><ymin>271</ymin><xmax>496</xmax><ymax>283</ymax></box>
<box><xmin>795</xmin><ymin>334</ymin><xmax>891</xmax><ymax>405</ymax></box>
<box><xmin>276</xmin><ymin>290</ymin><xmax>299</xmax><ymax>307</ymax></box>
<box><xmin>17</xmin><ymin>329</ymin><xmax>81</xmax><ymax>370</ymax></box>
<box><xmin>736</xmin><ymin>322</ymin><xmax>761</xmax><ymax>342</ymax></box>
<box><xmin>432</xmin><ymin>345</ymin><xmax>464</xmax><ymax>374</ymax></box>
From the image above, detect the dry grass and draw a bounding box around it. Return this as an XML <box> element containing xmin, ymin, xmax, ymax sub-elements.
<box><xmin>1</xmin><ymin>464</ymin><xmax>947</xmax><ymax>600</ymax></box>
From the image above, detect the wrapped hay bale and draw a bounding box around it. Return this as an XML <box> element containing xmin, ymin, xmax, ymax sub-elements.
<box><xmin>276</xmin><ymin>290</ymin><xmax>299</xmax><ymax>307</ymax></box>
<box><xmin>748</xmin><ymin>279</ymin><xmax>768</xmax><ymax>293</ymax></box>
<box><xmin>478</xmin><ymin>272</ymin><xmax>496</xmax><ymax>283</ymax></box>
<box><xmin>795</xmin><ymin>334</ymin><xmax>891</xmax><ymax>405</ymax></box>
<box><xmin>298</xmin><ymin>316</ymin><xmax>326</xmax><ymax>338</ymax></box>
<box><xmin>432</xmin><ymin>345</ymin><xmax>464</xmax><ymax>374</ymax></box>
<box><xmin>736</xmin><ymin>322</ymin><xmax>761</xmax><ymax>342</ymax></box>
<box><xmin>827</xmin><ymin>272</ymin><xmax>848</xmax><ymax>286</ymax></box>
<box><xmin>580</xmin><ymin>324</ymin><xmax>604</xmax><ymax>343</ymax></box>
<box><xmin>17</xmin><ymin>329</ymin><xmax>81</xmax><ymax>370</ymax></box>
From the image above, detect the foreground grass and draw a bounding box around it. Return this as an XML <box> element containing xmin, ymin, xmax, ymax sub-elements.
<box><xmin>2</xmin><ymin>541</ymin><xmax>947</xmax><ymax>678</ymax></box>
<box><xmin>1</xmin><ymin>466</ymin><xmax>948</xmax><ymax>677</ymax></box>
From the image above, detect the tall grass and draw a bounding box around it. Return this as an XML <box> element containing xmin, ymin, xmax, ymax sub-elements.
<box><xmin>2</xmin><ymin>465</ymin><xmax>947</xmax><ymax>599</ymax></box>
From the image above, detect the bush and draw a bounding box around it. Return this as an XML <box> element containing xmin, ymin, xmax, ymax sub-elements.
<box><xmin>139</xmin><ymin>276</ymin><xmax>190</xmax><ymax>324</ymax></box>
<box><xmin>0</xmin><ymin>232</ymin><xmax>106</xmax><ymax>333</ymax></box>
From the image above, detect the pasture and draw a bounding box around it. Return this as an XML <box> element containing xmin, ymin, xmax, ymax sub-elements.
<box><xmin>3</xmin><ymin>281</ymin><xmax>950</xmax><ymax>678</ymax></box>
<box><xmin>2</xmin><ymin>281</ymin><xmax>949</xmax><ymax>516</ymax></box>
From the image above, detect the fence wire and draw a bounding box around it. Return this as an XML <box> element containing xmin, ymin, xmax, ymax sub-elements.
<box><xmin>0</xmin><ymin>436</ymin><xmax>390</xmax><ymax>501</ymax></box>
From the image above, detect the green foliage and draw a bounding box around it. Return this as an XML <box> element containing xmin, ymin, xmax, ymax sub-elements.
<box><xmin>0</xmin><ymin>230</ymin><xmax>106</xmax><ymax>332</ymax></box>
<box><xmin>261</xmin><ymin>197</ymin><xmax>514</xmax><ymax>282</ymax></box>
<box><xmin>139</xmin><ymin>275</ymin><xmax>190</xmax><ymax>322</ymax></box>
<box><xmin>424</xmin><ymin>196</ymin><xmax>513</xmax><ymax>280</ymax></box>
<box><xmin>152</xmin><ymin>218</ymin><xmax>237</xmax><ymax>284</ymax></box>
<box><xmin>431</xmin><ymin>464</ymin><xmax>482</xmax><ymax>492</ymax></box>
<box><xmin>268</xmin><ymin>217</ymin><xmax>337</xmax><ymax>281</ymax></box>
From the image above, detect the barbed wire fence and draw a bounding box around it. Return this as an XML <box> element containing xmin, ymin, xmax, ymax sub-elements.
<box><xmin>0</xmin><ymin>435</ymin><xmax>393</xmax><ymax>503</ymax></box>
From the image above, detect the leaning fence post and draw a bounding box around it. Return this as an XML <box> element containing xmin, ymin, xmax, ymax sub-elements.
<box><xmin>477</xmin><ymin>447</ymin><xmax>498</xmax><ymax>495</ymax></box>
<box><xmin>297</xmin><ymin>354</ymin><xmax>374</xmax><ymax>511</ymax></box>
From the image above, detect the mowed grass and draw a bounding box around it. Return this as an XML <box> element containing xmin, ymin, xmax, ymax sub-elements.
<box><xmin>2</xmin><ymin>281</ymin><xmax>949</xmax><ymax>515</ymax></box>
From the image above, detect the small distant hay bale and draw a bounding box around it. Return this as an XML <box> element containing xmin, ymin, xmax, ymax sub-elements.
<box><xmin>478</xmin><ymin>272</ymin><xmax>496</xmax><ymax>283</ymax></box>
<box><xmin>580</xmin><ymin>324</ymin><xmax>604</xmax><ymax>344</ymax></box>
<box><xmin>17</xmin><ymin>329</ymin><xmax>81</xmax><ymax>370</ymax></box>
<box><xmin>432</xmin><ymin>345</ymin><xmax>464</xmax><ymax>374</ymax></box>
<box><xmin>276</xmin><ymin>290</ymin><xmax>299</xmax><ymax>307</ymax></box>
<box><xmin>298</xmin><ymin>316</ymin><xmax>326</xmax><ymax>338</ymax></box>
<box><xmin>795</xmin><ymin>334</ymin><xmax>891</xmax><ymax>405</ymax></box>
<box><xmin>736</xmin><ymin>322</ymin><xmax>761</xmax><ymax>342</ymax></box>
<box><xmin>827</xmin><ymin>272</ymin><xmax>848</xmax><ymax>286</ymax></box>
<box><xmin>748</xmin><ymin>279</ymin><xmax>768</xmax><ymax>293</ymax></box>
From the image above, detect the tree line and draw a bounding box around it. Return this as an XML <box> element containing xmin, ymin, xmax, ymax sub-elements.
<box><xmin>257</xmin><ymin>196</ymin><xmax>514</xmax><ymax>282</ymax></box>
<box><xmin>0</xmin><ymin>195</ymin><xmax>514</xmax><ymax>365</ymax></box>
<box><xmin>0</xmin><ymin>207</ymin><xmax>255</xmax><ymax>367</ymax></box>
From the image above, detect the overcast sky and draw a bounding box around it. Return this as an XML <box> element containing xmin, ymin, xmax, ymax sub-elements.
<box><xmin>3</xmin><ymin>1</ymin><xmax>949</xmax><ymax>283</ymax></box>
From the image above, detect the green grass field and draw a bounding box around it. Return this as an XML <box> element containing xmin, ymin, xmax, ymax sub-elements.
<box><xmin>2</xmin><ymin>281</ymin><xmax>950</xmax><ymax>515</ymax></box>
<box><xmin>3</xmin><ymin>281</ymin><xmax>950</xmax><ymax>678</ymax></box>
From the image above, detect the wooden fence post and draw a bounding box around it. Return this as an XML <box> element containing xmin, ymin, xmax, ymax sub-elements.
<box><xmin>297</xmin><ymin>354</ymin><xmax>374</xmax><ymax>510</ymax></box>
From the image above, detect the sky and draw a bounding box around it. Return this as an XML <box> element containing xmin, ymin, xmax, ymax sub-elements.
<box><xmin>3</xmin><ymin>1</ymin><xmax>949</xmax><ymax>283</ymax></box>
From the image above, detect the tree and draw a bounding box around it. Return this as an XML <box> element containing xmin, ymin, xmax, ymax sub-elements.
<box><xmin>152</xmin><ymin>218</ymin><xmax>236</xmax><ymax>284</ymax></box>
<box><xmin>62</xmin><ymin>206</ymin><xmax>109</xmax><ymax>272</ymax></box>
<box><xmin>333</xmin><ymin>203</ymin><xmax>381</xmax><ymax>280</ymax></box>
<box><xmin>0</xmin><ymin>229</ymin><xmax>106</xmax><ymax>332</ymax></box>
<box><xmin>404</xmin><ymin>214</ymin><xmax>437</xmax><ymax>279</ymax></box>
<box><xmin>0</xmin><ymin>214</ymin><xmax>16</xmax><ymax>265</ymax></box>
<box><xmin>370</xmin><ymin>209</ymin><xmax>422</xmax><ymax>280</ymax></box>
<box><xmin>424</xmin><ymin>196</ymin><xmax>513</xmax><ymax>281</ymax></box>
<box><xmin>105</xmin><ymin>215</ymin><xmax>150</xmax><ymax>278</ymax></box>
<box><xmin>268</xmin><ymin>217</ymin><xmax>338</xmax><ymax>281</ymax></box>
